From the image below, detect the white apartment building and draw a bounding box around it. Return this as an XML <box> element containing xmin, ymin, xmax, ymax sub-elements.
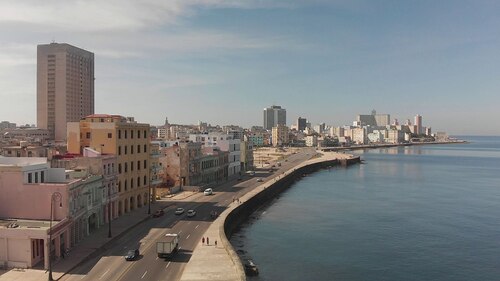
<box><xmin>189</xmin><ymin>133</ymin><xmax>241</xmax><ymax>177</ymax></box>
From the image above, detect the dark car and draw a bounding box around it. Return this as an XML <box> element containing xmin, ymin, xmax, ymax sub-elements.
<box><xmin>153</xmin><ymin>209</ymin><xmax>164</xmax><ymax>218</ymax></box>
<box><xmin>125</xmin><ymin>249</ymin><xmax>139</xmax><ymax>261</ymax></box>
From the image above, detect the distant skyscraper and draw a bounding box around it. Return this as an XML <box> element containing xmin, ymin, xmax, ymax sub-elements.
<box><xmin>414</xmin><ymin>114</ymin><xmax>423</xmax><ymax>135</ymax></box>
<box><xmin>297</xmin><ymin>117</ymin><xmax>307</xmax><ymax>131</ymax></box>
<box><xmin>357</xmin><ymin>110</ymin><xmax>390</xmax><ymax>127</ymax></box>
<box><xmin>263</xmin><ymin>105</ymin><xmax>286</xmax><ymax>130</ymax></box>
<box><xmin>37</xmin><ymin>42</ymin><xmax>94</xmax><ymax>141</ymax></box>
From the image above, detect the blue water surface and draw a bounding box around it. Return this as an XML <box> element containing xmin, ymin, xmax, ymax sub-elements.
<box><xmin>231</xmin><ymin>136</ymin><xmax>500</xmax><ymax>281</ymax></box>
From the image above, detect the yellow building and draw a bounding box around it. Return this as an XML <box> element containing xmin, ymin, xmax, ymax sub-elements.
<box><xmin>272</xmin><ymin>124</ymin><xmax>289</xmax><ymax>147</ymax></box>
<box><xmin>67</xmin><ymin>114</ymin><xmax>150</xmax><ymax>216</ymax></box>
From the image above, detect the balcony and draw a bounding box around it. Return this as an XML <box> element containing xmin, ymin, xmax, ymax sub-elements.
<box><xmin>150</xmin><ymin>178</ymin><xmax>162</xmax><ymax>185</ymax></box>
<box><xmin>150</xmin><ymin>165</ymin><xmax>162</xmax><ymax>173</ymax></box>
<box><xmin>150</xmin><ymin>152</ymin><xmax>161</xmax><ymax>158</ymax></box>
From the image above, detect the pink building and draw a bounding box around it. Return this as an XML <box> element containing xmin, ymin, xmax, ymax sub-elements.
<box><xmin>0</xmin><ymin>156</ymin><xmax>106</xmax><ymax>270</ymax></box>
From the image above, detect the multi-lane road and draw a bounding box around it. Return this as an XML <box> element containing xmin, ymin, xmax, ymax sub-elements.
<box><xmin>61</xmin><ymin>148</ymin><xmax>315</xmax><ymax>281</ymax></box>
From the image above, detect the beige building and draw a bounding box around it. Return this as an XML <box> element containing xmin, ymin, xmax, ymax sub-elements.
<box><xmin>272</xmin><ymin>124</ymin><xmax>289</xmax><ymax>147</ymax></box>
<box><xmin>37</xmin><ymin>43</ymin><xmax>94</xmax><ymax>142</ymax></box>
<box><xmin>67</xmin><ymin>114</ymin><xmax>150</xmax><ymax>217</ymax></box>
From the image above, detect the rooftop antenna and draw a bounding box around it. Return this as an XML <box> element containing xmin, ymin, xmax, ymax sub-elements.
<box><xmin>51</xmin><ymin>38</ymin><xmax>56</xmax><ymax>44</ymax></box>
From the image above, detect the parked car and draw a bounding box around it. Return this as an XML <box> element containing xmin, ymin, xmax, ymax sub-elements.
<box><xmin>204</xmin><ymin>188</ymin><xmax>213</xmax><ymax>196</ymax></box>
<box><xmin>153</xmin><ymin>209</ymin><xmax>164</xmax><ymax>218</ymax></box>
<box><xmin>257</xmin><ymin>178</ymin><xmax>263</xmax><ymax>182</ymax></box>
<box><xmin>174</xmin><ymin>208</ymin><xmax>185</xmax><ymax>215</ymax></box>
<box><xmin>125</xmin><ymin>249</ymin><xmax>139</xmax><ymax>261</ymax></box>
<box><xmin>249</xmin><ymin>171</ymin><xmax>255</xmax><ymax>176</ymax></box>
<box><xmin>187</xmin><ymin>210</ymin><xmax>196</xmax><ymax>217</ymax></box>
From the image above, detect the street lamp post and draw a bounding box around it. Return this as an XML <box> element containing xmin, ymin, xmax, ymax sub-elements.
<box><xmin>147</xmin><ymin>185</ymin><xmax>151</xmax><ymax>215</ymax></box>
<box><xmin>108</xmin><ymin>185</ymin><xmax>112</xmax><ymax>238</ymax></box>
<box><xmin>48</xmin><ymin>191</ymin><xmax>62</xmax><ymax>281</ymax></box>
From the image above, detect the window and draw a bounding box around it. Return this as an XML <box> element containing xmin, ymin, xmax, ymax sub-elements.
<box><xmin>118</xmin><ymin>164</ymin><xmax>122</xmax><ymax>173</ymax></box>
<box><xmin>131</xmin><ymin>130</ymin><xmax>134</xmax><ymax>139</ymax></box>
<box><xmin>118</xmin><ymin>146</ymin><xmax>121</xmax><ymax>155</ymax></box>
<box><xmin>144</xmin><ymin>175</ymin><xmax>147</xmax><ymax>185</ymax></box>
<box><xmin>118</xmin><ymin>130</ymin><xmax>121</xmax><ymax>139</ymax></box>
<box><xmin>118</xmin><ymin>181</ymin><xmax>121</xmax><ymax>192</ymax></box>
<box><xmin>41</xmin><ymin>171</ymin><xmax>45</xmax><ymax>183</ymax></box>
<box><xmin>131</xmin><ymin>178</ymin><xmax>134</xmax><ymax>189</ymax></box>
<box><xmin>144</xmin><ymin>144</ymin><xmax>147</xmax><ymax>152</ymax></box>
<box><xmin>124</xmin><ymin>180</ymin><xmax>128</xmax><ymax>191</ymax></box>
<box><xmin>28</xmin><ymin>173</ymin><xmax>32</xmax><ymax>183</ymax></box>
<box><xmin>144</xmin><ymin>160</ymin><xmax>147</xmax><ymax>169</ymax></box>
<box><xmin>131</xmin><ymin>161</ymin><xmax>134</xmax><ymax>171</ymax></box>
<box><xmin>108</xmin><ymin>133</ymin><xmax>112</xmax><ymax>138</ymax></box>
<box><xmin>137</xmin><ymin>145</ymin><xmax>140</xmax><ymax>153</ymax></box>
<box><xmin>35</xmin><ymin>172</ymin><xmax>38</xmax><ymax>183</ymax></box>
<box><xmin>131</xmin><ymin>145</ymin><xmax>134</xmax><ymax>154</ymax></box>
<box><xmin>125</xmin><ymin>146</ymin><xmax>127</xmax><ymax>155</ymax></box>
<box><xmin>137</xmin><ymin>177</ymin><xmax>140</xmax><ymax>187</ymax></box>
<box><xmin>125</xmin><ymin>163</ymin><xmax>128</xmax><ymax>173</ymax></box>
<box><xmin>144</xmin><ymin>130</ymin><xmax>147</xmax><ymax>138</ymax></box>
<box><xmin>86</xmin><ymin>132</ymin><xmax>91</xmax><ymax>139</ymax></box>
<box><xmin>138</xmin><ymin>130</ymin><xmax>141</xmax><ymax>138</ymax></box>
<box><xmin>125</xmin><ymin>130</ymin><xmax>127</xmax><ymax>139</ymax></box>
<box><xmin>137</xmin><ymin>161</ymin><xmax>141</xmax><ymax>170</ymax></box>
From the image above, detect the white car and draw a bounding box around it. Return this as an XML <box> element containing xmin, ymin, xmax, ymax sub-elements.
<box><xmin>204</xmin><ymin>188</ymin><xmax>213</xmax><ymax>195</ymax></box>
<box><xmin>257</xmin><ymin>178</ymin><xmax>263</xmax><ymax>182</ymax></box>
<box><xmin>187</xmin><ymin>210</ymin><xmax>196</xmax><ymax>217</ymax></box>
<box><xmin>174</xmin><ymin>208</ymin><xmax>184</xmax><ymax>215</ymax></box>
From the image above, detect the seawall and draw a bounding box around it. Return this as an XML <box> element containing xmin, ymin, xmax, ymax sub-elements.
<box><xmin>180</xmin><ymin>152</ymin><xmax>360</xmax><ymax>281</ymax></box>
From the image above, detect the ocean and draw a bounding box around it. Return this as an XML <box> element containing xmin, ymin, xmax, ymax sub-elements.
<box><xmin>230</xmin><ymin>136</ymin><xmax>500</xmax><ymax>281</ymax></box>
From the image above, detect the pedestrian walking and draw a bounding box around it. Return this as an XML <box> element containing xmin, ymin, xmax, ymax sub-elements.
<box><xmin>202</xmin><ymin>237</ymin><xmax>205</xmax><ymax>245</ymax></box>
<box><xmin>215</xmin><ymin>240</ymin><xmax>218</xmax><ymax>247</ymax></box>
<box><xmin>207</xmin><ymin>237</ymin><xmax>210</xmax><ymax>245</ymax></box>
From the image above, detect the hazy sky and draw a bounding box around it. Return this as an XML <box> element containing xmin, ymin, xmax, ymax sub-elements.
<box><xmin>1</xmin><ymin>0</ymin><xmax>499</xmax><ymax>135</ymax></box>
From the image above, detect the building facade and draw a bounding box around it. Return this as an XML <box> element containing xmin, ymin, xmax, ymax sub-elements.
<box><xmin>263</xmin><ymin>105</ymin><xmax>286</xmax><ymax>130</ymax></box>
<box><xmin>37</xmin><ymin>43</ymin><xmax>94</xmax><ymax>142</ymax></box>
<box><xmin>67</xmin><ymin>114</ymin><xmax>150</xmax><ymax>217</ymax></box>
<box><xmin>271</xmin><ymin>124</ymin><xmax>289</xmax><ymax>147</ymax></box>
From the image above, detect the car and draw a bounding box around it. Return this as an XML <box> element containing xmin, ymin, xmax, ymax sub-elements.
<box><xmin>187</xmin><ymin>210</ymin><xmax>196</xmax><ymax>217</ymax></box>
<box><xmin>244</xmin><ymin>259</ymin><xmax>259</xmax><ymax>276</ymax></box>
<box><xmin>204</xmin><ymin>188</ymin><xmax>213</xmax><ymax>196</ymax></box>
<box><xmin>125</xmin><ymin>249</ymin><xmax>139</xmax><ymax>261</ymax></box>
<box><xmin>153</xmin><ymin>209</ymin><xmax>164</xmax><ymax>218</ymax></box>
<box><xmin>174</xmin><ymin>208</ymin><xmax>185</xmax><ymax>215</ymax></box>
<box><xmin>257</xmin><ymin>178</ymin><xmax>263</xmax><ymax>182</ymax></box>
<box><xmin>249</xmin><ymin>171</ymin><xmax>255</xmax><ymax>176</ymax></box>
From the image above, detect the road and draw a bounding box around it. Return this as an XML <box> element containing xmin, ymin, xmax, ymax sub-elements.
<box><xmin>61</xmin><ymin>147</ymin><xmax>316</xmax><ymax>281</ymax></box>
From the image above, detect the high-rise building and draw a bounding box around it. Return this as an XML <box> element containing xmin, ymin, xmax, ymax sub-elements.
<box><xmin>263</xmin><ymin>105</ymin><xmax>286</xmax><ymax>130</ymax></box>
<box><xmin>297</xmin><ymin>117</ymin><xmax>307</xmax><ymax>131</ymax></box>
<box><xmin>37</xmin><ymin>43</ymin><xmax>94</xmax><ymax>141</ymax></box>
<box><xmin>414</xmin><ymin>114</ymin><xmax>423</xmax><ymax>135</ymax></box>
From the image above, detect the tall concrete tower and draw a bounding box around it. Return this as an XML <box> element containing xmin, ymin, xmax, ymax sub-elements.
<box><xmin>263</xmin><ymin>105</ymin><xmax>286</xmax><ymax>130</ymax></box>
<box><xmin>37</xmin><ymin>43</ymin><xmax>94</xmax><ymax>142</ymax></box>
<box><xmin>414</xmin><ymin>114</ymin><xmax>423</xmax><ymax>135</ymax></box>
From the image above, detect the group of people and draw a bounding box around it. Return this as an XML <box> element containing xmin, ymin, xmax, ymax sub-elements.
<box><xmin>232</xmin><ymin>197</ymin><xmax>241</xmax><ymax>204</ymax></box>
<box><xmin>201</xmin><ymin>236</ymin><xmax>217</xmax><ymax>247</ymax></box>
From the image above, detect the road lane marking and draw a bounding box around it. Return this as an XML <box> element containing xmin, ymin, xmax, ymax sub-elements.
<box><xmin>165</xmin><ymin>262</ymin><xmax>171</xmax><ymax>269</ymax></box>
<box><xmin>141</xmin><ymin>271</ymin><xmax>147</xmax><ymax>279</ymax></box>
<box><xmin>195</xmin><ymin>224</ymin><xmax>199</xmax><ymax>229</ymax></box>
<box><xmin>99</xmin><ymin>269</ymin><xmax>110</xmax><ymax>279</ymax></box>
<box><xmin>186</xmin><ymin>234</ymin><xmax>190</xmax><ymax>239</ymax></box>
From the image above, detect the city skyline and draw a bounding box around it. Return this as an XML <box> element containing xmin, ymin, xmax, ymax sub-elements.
<box><xmin>1</xmin><ymin>1</ymin><xmax>499</xmax><ymax>136</ymax></box>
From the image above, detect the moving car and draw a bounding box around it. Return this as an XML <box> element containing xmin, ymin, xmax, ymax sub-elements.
<box><xmin>125</xmin><ymin>249</ymin><xmax>139</xmax><ymax>261</ymax></box>
<box><xmin>187</xmin><ymin>210</ymin><xmax>196</xmax><ymax>217</ymax></box>
<box><xmin>204</xmin><ymin>188</ymin><xmax>213</xmax><ymax>195</ymax></box>
<box><xmin>174</xmin><ymin>208</ymin><xmax>185</xmax><ymax>215</ymax></box>
<box><xmin>257</xmin><ymin>178</ymin><xmax>263</xmax><ymax>182</ymax></box>
<box><xmin>153</xmin><ymin>209</ymin><xmax>164</xmax><ymax>218</ymax></box>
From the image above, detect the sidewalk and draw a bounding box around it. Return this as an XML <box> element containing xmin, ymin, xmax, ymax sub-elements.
<box><xmin>0</xmin><ymin>191</ymin><xmax>197</xmax><ymax>281</ymax></box>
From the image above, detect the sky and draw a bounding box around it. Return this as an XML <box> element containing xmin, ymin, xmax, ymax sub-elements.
<box><xmin>0</xmin><ymin>0</ymin><xmax>499</xmax><ymax>136</ymax></box>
